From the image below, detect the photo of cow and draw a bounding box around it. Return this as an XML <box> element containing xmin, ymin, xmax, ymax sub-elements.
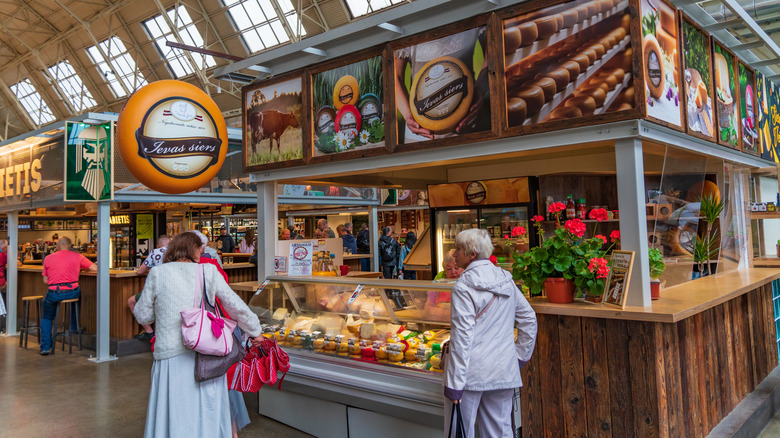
<box><xmin>244</xmin><ymin>76</ymin><xmax>303</xmax><ymax>168</ymax></box>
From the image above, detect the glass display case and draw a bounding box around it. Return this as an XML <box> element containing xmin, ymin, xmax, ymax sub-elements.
<box><xmin>249</xmin><ymin>276</ymin><xmax>454</xmax><ymax>374</ymax></box>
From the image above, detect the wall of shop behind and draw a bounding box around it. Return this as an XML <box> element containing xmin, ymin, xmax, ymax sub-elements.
<box><xmin>18</xmin><ymin>230</ymin><xmax>91</xmax><ymax>245</ymax></box>
<box><xmin>446</xmin><ymin>150</ymin><xmax>617</xmax><ymax>182</ymax></box>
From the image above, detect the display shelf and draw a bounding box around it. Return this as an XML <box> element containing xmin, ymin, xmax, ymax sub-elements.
<box><xmin>523</xmin><ymin>35</ymin><xmax>631</xmax><ymax>125</ymax></box>
<box><xmin>505</xmin><ymin>0</ymin><xmax>629</xmax><ymax>66</ymax></box>
<box><xmin>754</xmin><ymin>256</ymin><xmax>780</xmax><ymax>267</ymax></box>
<box><xmin>750</xmin><ymin>211</ymin><xmax>780</xmax><ymax>219</ymax></box>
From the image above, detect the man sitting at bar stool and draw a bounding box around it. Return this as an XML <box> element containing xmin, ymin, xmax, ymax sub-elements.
<box><xmin>40</xmin><ymin>237</ymin><xmax>96</xmax><ymax>356</ymax></box>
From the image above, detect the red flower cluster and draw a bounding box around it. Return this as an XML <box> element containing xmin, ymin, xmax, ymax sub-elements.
<box><xmin>564</xmin><ymin>219</ymin><xmax>586</xmax><ymax>238</ymax></box>
<box><xmin>588</xmin><ymin>257</ymin><xmax>610</xmax><ymax>279</ymax></box>
<box><xmin>594</xmin><ymin>234</ymin><xmax>607</xmax><ymax>244</ymax></box>
<box><xmin>609</xmin><ymin>230</ymin><xmax>621</xmax><ymax>243</ymax></box>
<box><xmin>588</xmin><ymin>208</ymin><xmax>609</xmax><ymax>222</ymax></box>
<box><xmin>504</xmin><ymin>234</ymin><xmax>510</xmax><ymax>240</ymax></box>
<box><xmin>511</xmin><ymin>226</ymin><xmax>526</xmax><ymax>237</ymax></box>
<box><xmin>548</xmin><ymin>202</ymin><xmax>566</xmax><ymax>214</ymax></box>
<box><xmin>531</xmin><ymin>215</ymin><xmax>545</xmax><ymax>222</ymax></box>
<box><xmin>489</xmin><ymin>255</ymin><xmax>498</xmax><ymax>266</ymax></box>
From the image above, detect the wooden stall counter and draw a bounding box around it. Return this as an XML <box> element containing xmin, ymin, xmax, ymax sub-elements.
<box><xmin>343</xmin><ymin>253</ymin><xmax>371</xmax><ymax>272</ymax></box>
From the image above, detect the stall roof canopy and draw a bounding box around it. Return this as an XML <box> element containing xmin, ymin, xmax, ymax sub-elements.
<box><xmin>3</xmin><ymin>0</ymin><xmax>780</xmax><ymax>143</ymax></box>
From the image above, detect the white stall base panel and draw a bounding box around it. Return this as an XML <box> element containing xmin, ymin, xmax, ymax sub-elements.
<box><xmin>258</xmin><ymin>387</ymin><xmax>348</xmax><ymax>438</ymax></box>
<box><xmin>347</xmin><ymin>406</ymin><xmax>443</xmax><ymax>437</ymax></box>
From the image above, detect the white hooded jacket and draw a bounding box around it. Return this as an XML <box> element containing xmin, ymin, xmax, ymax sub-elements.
<box><xmin>444</xmin><ymin>259</ymin><xmax>538</xmax><ymax>400</ymax></box>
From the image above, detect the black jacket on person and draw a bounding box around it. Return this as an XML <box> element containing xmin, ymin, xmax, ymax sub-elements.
<box><xmin>217</xmin><ymin>235</ymin><xmax>236</xmax><ymax>253</ymax></box>
<box><xmin>378</xmin><ymin>235</ymin><xmax>400</xmax><ymax>267</ymax></box>
<box><xmin>356</xmin><ymin>229</ymin><xmax>370</xmax><ymax>254</ymax></box>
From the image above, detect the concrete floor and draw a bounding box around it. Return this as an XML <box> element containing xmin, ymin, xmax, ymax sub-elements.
<box><xmin>0</xmin><ymin>336</ymin><xmax>311</xmax><ymax>437</ymax></box>
<box><xmin>761</xmin><ymin>413</ymin><xmax>780</xmax><ymax>437</ymax></box>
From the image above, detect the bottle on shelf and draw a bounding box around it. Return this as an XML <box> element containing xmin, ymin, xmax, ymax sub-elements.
<box><xmin>546</xmin><ymin>196</ymin><xmax>554</xmax><ymax>221</ymax></box>
<box><xmin>566</xmin><ymin>195</ymin><xmax>576</xmax><ymax>220</ymax></box>
<box><xmin>576</xmin><ymin>198</ymin><xmax>587</xmax><ymax>220</ymax></box>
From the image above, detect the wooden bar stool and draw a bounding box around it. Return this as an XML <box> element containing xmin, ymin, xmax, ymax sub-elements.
<box><xmin>18</xmin><ymin>296</ymin><xmax>43</xmax><ymax>349</ymax></box>
<box><xmin>54</xmin><ymin>298</ymin><xmax>82</xmax><ymax>354</ymax></box>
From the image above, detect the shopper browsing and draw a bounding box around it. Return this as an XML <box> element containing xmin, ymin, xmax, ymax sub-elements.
<box><xmin>217</xmin><ymin>228</ymin><xmax>236</xmax><ymax>253</ymax></box>
<box><xmin>398</xmin><ymin>231</ymin><xmax>417</xmax><ymax>280</ymax></box>
<box><xmin>337</xmin><ymin>223</ymin><xmax>357</xmax><ymax>254</ymax></box>
<box><xmin>129</xmin><ymin>234</ymin><xmax>171</xmax><ymax>341</ymax></box>
<box><xmin>238</xmin><ymin>229</ymin><xmax>255</xmax><ymax>254</ymax></box>
<box><xmin>444</xmin><ymin>228</ymin><xmax>537</xmax><ymax>438</ymax></box>
<box><xmin>133</xmin><ymin>232</ymin><xmax>262</xmax><ymax>437</ymax></box>
<box><xmin>317</xmin><ymin>219</ymin><xmax>336</xmax><ymax>238</ymax></box>
<box><xmin>40</xmin><ymin>237</ymin><xmax>97</xmax><ymax>356</ymax></box>
<box><xmin>378</xmin><ymin>227</ymin><xmax>400</xmax><ymax>279</ymax></box>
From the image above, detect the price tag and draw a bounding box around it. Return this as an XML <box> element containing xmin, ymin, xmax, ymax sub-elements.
<box><xmin>254</xmin><ymin>280</ymin><xmax>270</xmax><ymax>295</ymax></box>
<box><xmin>346</xmin><ymin>284</ymin><xmax>364</xmax><ymax>306</ymax></box>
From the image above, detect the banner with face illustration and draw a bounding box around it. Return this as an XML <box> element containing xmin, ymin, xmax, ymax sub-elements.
<box><xmin>65</xmin><ymin>121</ymin><xmax>114</xmax><ymax>201</ymax></box>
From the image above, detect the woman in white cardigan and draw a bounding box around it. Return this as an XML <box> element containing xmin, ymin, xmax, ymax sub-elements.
<box><xmin>134</xmin><ymin>232</ymin><xmax>262</xmax><ymax>438</ymax></box>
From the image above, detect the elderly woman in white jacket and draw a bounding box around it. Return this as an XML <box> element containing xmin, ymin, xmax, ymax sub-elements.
<box><xmin>444</xmin><ymin>228</ymin><xmax>537</xmax><ymax>438</ymax></box>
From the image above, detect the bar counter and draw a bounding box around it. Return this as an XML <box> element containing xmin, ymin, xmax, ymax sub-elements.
<box><xmin>15</xmin><ymin>262</ymin><xmax>257</xmax><ymax>339</ymax></box>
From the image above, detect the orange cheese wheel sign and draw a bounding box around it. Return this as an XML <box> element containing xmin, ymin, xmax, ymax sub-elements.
<box><xmin>117</xmin><ymin>80</ymin><xmax>227</xmax><ymax>194</ymax></box>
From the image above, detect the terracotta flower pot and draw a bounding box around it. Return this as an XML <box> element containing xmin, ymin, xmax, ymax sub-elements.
<box><xmin>650</xmin><ymin>280</ymin><xmax>661</xmax><ymax>300</ymax></box>
<box><xmin>544</xmin><ymin>277</ymin><xmax>575</xmax><ymax>304</ymax></box>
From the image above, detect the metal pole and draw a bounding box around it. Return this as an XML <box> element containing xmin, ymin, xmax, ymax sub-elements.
<box><xmin>369</xmin><ymin>205</ymin><xmax>379</xmax><ymax>272</ymax></box>
<box><xmin>4</xmin><ymin>211</ymin><xmax>18</xmax><ymax>335</ymax></box>
<box><xmin>615</xmin><ymin>138</ymin><xmax>651</xmax><ymax>307</ymax></box>
<box><xmin>90</xmin><ymin>201</ymin><xmax>116</xmax><ymax>363</ymax></box>
<box><xmin>257</xmin><ymin>181</ymin><xmax>276</xmax><ymax>281</ymax></box>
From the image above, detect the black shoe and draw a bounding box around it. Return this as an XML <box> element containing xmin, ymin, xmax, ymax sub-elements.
<box><xmin>40</xmin><ymin>349</ymin><xmax>51</xmax><ymax>356</ymax></box>
<box><xmin>134</xmin><ymin>332</ymin><xmax>154</xmax><ymax>341</ymax></box>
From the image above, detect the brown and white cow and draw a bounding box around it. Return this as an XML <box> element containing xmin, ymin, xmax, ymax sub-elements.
<box><xmin>249</xmin><ymin>110</ymin><xmax>300</xmax><ymax>154</ymax></box>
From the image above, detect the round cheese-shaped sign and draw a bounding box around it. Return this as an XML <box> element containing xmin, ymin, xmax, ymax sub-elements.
<box><xmin>333</xmin><ymin>75</ymin><xmax>359</xmax><ymax>110</ymax></box>
<box><xmin>117</xmin><ymin>80</ymin><xmax>227</xmax><ymax>194</ymax></box>
<box><xmin>409</xmin><ymin>56</ymin><xmax>474</xmax><ymax>134</ymax></box>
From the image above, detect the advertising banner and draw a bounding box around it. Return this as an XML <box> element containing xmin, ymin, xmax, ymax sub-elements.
<box><xmin>244</xmin><ymin>76</ymin><xmax>303</xmax><ymax>169</ymax></box>
<box><xmin>395</xmin><ymin>26</ymin><xmax>491</xmax><ymax>143</ymax></box>
<box><xmin>757</xmin><ymin>72</ymin><xmax>780</xmax><ymax>162</ymax></box>
<box><xmin>503</xmin><ymin>0</ymin><xmax>634</xmax><ymax>128</ymax></box>
<box><xmin>313</xmin><ymin>56</ymin><xmax>385</xmax><ymax>156</ymax></box>
<box><xmin>64</xmin><ymin>121</ymin><xmax>113</xmax><ymax>202</ymax></box>
<box><xmin>428</xmin><ymin>177</ymin><xmax>530</xmax><ymax>208</ymax></box>
<box><xmin>136</xmin><ymin>213</ymin><xmax>154</xmax><ymax>240</ymax></box>
<box><xmin>712</xmin><ymin>43</ymin><xmax>739</xmax><ymax>148</ymax></box>
<box><xmin>641</xmin><ymin>0</ymin><xmax>682</xmax><ymax>127</ymax></box>
<box><xmin>681</xmin><ymin>18</ymin><xmax>715</xmax><ymax>140</ymax></box>
<box><xmin>738</xmin><ymin>61</ymin><xmax>758</xmax><ymax>154</ymax></box>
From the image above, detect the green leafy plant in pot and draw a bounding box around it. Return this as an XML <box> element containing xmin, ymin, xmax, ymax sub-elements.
<box><xmin>690</xmin><ymin>193</ymin><xmax>724</xmax><ymax>279</ymax></box>
<box><xmin>648</xmin><ymin>247</ymin><xmax>666</xmax><ymax>300</ymax></box>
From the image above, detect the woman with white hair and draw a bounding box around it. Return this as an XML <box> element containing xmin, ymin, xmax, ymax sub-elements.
<box><xmin>444</xmin><ymin>228</ymin><xmax>537</xmax><ymax>438</ymax></box>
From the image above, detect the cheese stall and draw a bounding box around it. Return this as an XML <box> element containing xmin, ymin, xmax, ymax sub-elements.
<box><xmin>231</xmin><ymin>0</ymin><xmax>780</xmax><ymax>436</ymax></box>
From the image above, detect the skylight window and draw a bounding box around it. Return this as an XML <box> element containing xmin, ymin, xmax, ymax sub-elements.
<box><xmin>86</xmin><ymin>37</ymin><xmax>147</xmax><ymax>98</ymax></box>
<box><xmin>9</xmin><ymin>79</ymin><xmax>56</xmax><ymax>125</ymax></box>
<box><xmin>223</xmin><ymin>0</ymin><xmax>304</xmax><ymax>54</ymax></box>
<box><xmin>47</xmin><ymin>61</ymin><xmax>97</xmax><ymax>113</ymax></box>
<box><xmin>344</xmin><ymin>0</ymin><xmax>405</xmax><ymax>18</ymax></box>
<box><xmin>144</xmin><ymin>6</ymin><xmax>216</xmax><ymax>78</ymax></box>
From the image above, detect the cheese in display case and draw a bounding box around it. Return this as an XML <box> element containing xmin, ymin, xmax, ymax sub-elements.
<box><xmin>248</xmin><ymin>276</ymin><xmax>455</xmax><ymax>373</ymax></box>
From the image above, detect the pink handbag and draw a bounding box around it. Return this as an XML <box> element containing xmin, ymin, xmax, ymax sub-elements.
<box><xmin>180</xmin><ymin>265</ymin><xmax>237</xmax><ymax>356</ymax></box>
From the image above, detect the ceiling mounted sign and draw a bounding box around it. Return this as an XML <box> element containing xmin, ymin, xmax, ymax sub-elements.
<box><xmin>117</xmin><ymin>80</ymin><xmax>227</xmax><ymax>194</ymax></box>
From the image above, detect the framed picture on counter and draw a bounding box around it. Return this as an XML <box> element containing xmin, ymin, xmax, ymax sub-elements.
<box><xmin>603</xmin><ymin>250</ymin><xmax>634</xmax><ymax>309</ymax></box>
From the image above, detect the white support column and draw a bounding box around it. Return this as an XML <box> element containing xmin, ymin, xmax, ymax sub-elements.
<box><xmin>369</xmin><ymin>206</ymin><xmax>379</xmax><ymax>272</ymax></box>
<box><xmin>4</xmin><ymin>211</ymin><xmax>18</xmax><ymax>335</ymax></box>
<box><xmin>615</xmin><ymin>138</ymin><xmax>651</xmax><ymax>307</ymax></box>
<box><xmin>90</xmin><ymin>201</ymin><xmax>116</xmax><ymax>363</ymax></box>
<box><xmin>257</xmin><ymin>181</ymin><xmax>277</xmax><ymax>281</ymax></box>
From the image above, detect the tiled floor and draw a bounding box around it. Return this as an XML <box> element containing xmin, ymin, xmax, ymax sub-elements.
<box><xmin>0</xmin><ymin>336</ymin><xmax>310</xmax><ymax>437</ymax></box>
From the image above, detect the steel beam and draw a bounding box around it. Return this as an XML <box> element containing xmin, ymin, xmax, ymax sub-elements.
<box><xmin>89</xmin><ymin>201</ymin><xmax>117</xmax><ymax>363</ymax></box>
<box><xmin>3</xmin><ymin>212</ymin><xmax>18</xmax><ymax>336</ymax></box>
<box><xmin>257</xmin><ymin>181</ymin><xmax>276</xmax><ymax>281</ymax></box>
<box><xmin>720</xmin><ymin>0</ymin><xmax>780</xmax><ymax>60</ymax></box>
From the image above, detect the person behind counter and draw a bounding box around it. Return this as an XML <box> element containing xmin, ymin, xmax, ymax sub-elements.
<box><xmin>130</xmin><ymin>234</ymin><xmax>171</xmax><ymax>341</ymax></box>
<box><xmin>398</xmin><ymin>231</ymin><xmax>417</xmax><ymax>280</ymax></box>
<box><xmin>356</xmin><ymin>223</ymin><xmax>370</xmax><ymax>271</ymax></box>
<box><xmin>217</xmin><ymin>228</ymin><xmax>236</xmax><ymax>254</ymax></box>
<box><xmin>434</xmin><ymin>249</ymin><xmax>464</xmax><ymax>281</ymax></box>
<box><xmin>39</xmin><ymin>237</ymin><xmax>97</xmax><ymax>356</ymax></box>
<box><xmin>444</xmin><ymin>229</ymin><xmax>537</xmax><ymax>438</ymax></box>
<box><xmin>238</xmin><ymin>229</ymin><xmax>255</xmax><ymax>255</ymax></box>
<box><xmin>378</xmin><ymin>227</ymin><xmax>400</xmax><ymax>279</ymax></box>
<box><xmin>337</xmin><ymin>223</ymin><xmax>357</xmax><ymax>254</ymax></box>
<box><xmin>132</xmin><ymin>232</ymin><xmax>262</xmax><ymax>437</ymax></box>
<box><xmin>280</xmin><ymin>228</ymin><xmax>291</xmax><ymax>240</ymax></box>
<box><xmin>317</xmin><ymin>219</ymin><xmax>336</xmax><ymax>238</ymax></box>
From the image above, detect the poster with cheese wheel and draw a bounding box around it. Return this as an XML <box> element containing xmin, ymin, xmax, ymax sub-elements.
<box><xmin>680</xmin><ymin>18</ymin><xmax>715</xmax><ymax>140</ymax></box>
<box><xmin>394</xmin><ymin>26</ymin><xmax>491</xmax><ymax>144</ymax></box>
<box><xmin>428</xmin><ymin>177</ymin><xmax>531</xmax><ymax>208</ymax></box>
<box><xmin>738</xmin><ymin>61</ymin><xmax>759</xmax><ymax>154</ymax></box>
<box><xmin>712</xmin><ymin>43</ymin><xmax>739</xmax><ymax>148</ymax></box>
<box><xmin>243</xmin><ymin>74</ymin><xmax>303</xmax><ymax>171</ymax></box>
<box><xmin>502</xmin><ymin>0</ymin><xmax>633</xmax><ymax>127</ymax></box>
<box><xmin>756</xmin><ymin>72</ymin><xmax>780</xmax><ymax>163</ymax></box>
<box><xmin>312</xmin><ymin>55</ymin><xmax>384</xmax><ymax>156</ymax></box>
<box><xmin>640</xmin><ymin>0</ymin><xmax>683</xmax><ymax>127</ymax></box>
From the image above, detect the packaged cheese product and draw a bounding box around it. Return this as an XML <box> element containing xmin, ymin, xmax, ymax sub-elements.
<box><xmin>333</xmin><ymin>75</ymin><xmax>359</xmax><ymax>110</ymax></box>
<box><xmin>643</xmin><ymin>34</ymin><xmax>666</xmax><ymax>99</ymax></box>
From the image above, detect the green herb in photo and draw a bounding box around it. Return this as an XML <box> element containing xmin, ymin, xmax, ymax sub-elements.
<box><xmin>682</xmin><ymin>20</ymin><xmax>711</xmax><ymax>87</ymax></box>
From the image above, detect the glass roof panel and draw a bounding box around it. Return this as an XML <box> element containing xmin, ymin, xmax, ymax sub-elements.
<box><xmin>47</xmin><ymin>61</ymin><xmax>97</xmax><ymax>113</ymax></box>
<box><xmin>9</xmin><ymin>79</ymin><xmax>56</xmax><ymax>125</ymax></box>
<box><xmin>223</xmin><ymin>0</ymin><xmax>303</xmax><ymax>54</ymax></box>
<box><xmin>144</xmin><ymin>5</ymin><xmax>216</xmax><ymax>78</ymax></box>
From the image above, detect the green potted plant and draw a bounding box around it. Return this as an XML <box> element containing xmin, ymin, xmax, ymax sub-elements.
<box><xmin>648</xmin><ymin>247</ymin><xmax>666</xmax><ymax>299</ymax></box>
<box><xmin>690</xmin><ymin>193</ymin><xmax>724</xmax><ymax>278</ymax></box>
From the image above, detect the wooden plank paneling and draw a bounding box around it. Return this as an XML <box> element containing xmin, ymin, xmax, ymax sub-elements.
<box><xmin>731</xmin><ymin>294</ymin><xmax>753</xmax><ymax>399</ymax></box>
<box><xmin>628</xmin><ymin>321</ymin><xmax>660</xmax><ymax>438</ymax></box>
<box><xmin>747</xmin><ymin>289</ymin><xmax>762</xmax><ymax>387</ymax></box>
<box><xmin>521</xmin><ymin>345</ymin><xmax>544</xmax><ymax>438</ymax></box>
<box><xmin>703</xmin><ymin>308</ymin><xmax>722</xmax><ymax>425</ymax></box>
<box><xmin>677</xmin><ymin>317</ymin><xmax>702</xmax><ymax>437</ymax></box>
<box><xmin>653</xmin><ymin>323</ymin><xmax>669</xmax><ymax>438</ymax></box>
<box><xmin>582</xmin><ymin>318</ymin><xmax>612</xmax><ymax>437</ymax></box>
<box><xmin>558</xmin><ymin>315</ymin><xmax>587</xmax><ymax>437</ymax></box>
<box><xmin>538</xmin><ymin>314</ymin><xmax>563</xmax><ymax>438</ymax></box>
<box><xmin>692</xmin><ymin>313</ymin><xmax>711</xmax><ymax>433</ymax></box>
<box><xmin>605</xmin><ymin>319</ymin><xmax>633</xmax><ymax>438</ymax></box>
<box><xmin>714</xmin><ymin>304</ymin><xmax>736</xmax><ymax>414</ymax></box>
<box><xmin>661</xmin><ymin>323</ymin><xmax>684</xmax><ymax>438</ymax></box>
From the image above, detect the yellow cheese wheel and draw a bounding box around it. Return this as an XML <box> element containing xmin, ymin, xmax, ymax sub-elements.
<box><xmin>548</xmin><ymin>105</ymin><xmax>582</xmax><ymax>121</ymax></box>
<box><xmin>561</xmin><ymin>9</ymin><xmax>579</xmax><ymax>28</ymax></box>
<box><xmin>565</xmin><ymin>95</ymin><xmax>597</xmax><ymax>115</ymax></box>
<box><xmin>583</xmin><ymin>49</ymin><xmax>597</xmax><ymax>64</ymax></box>
<box><xmin>657</xmin><ymin>27</ymin><xmax>677</xmax><ymax>56</ymax></box>
<box><xmin>515</xmin><ymin>85</ymin><xmax>545</xmax><ymax>117</ymax></box>
<box><xmin>610</xmin><ymin>68</ymin><xmax>626</xmax><ymax>83</ymax></box>
<box><xmin>409</xmin><ymin>56</ymin><xmax>474</xmax><ymax>134</ymax></box>
<box><xmin>507</xmin><ymin>98</ymin><xmax>527</xmax><ymax>126</ymax></box>
<box><xmin>612</xmin><ymin>28</ymin><xmax>627</xmax><ymax>41</ymax></box>
<box><xmin>620</xmin><ymin>86</ymin><xmax>635</xmax><ymax>104</ymax></box>
<box><xmin>643</xmin><ymin>34</ymin><xmax>666</xmax><ymax>99</ymax></box>
<box><xmin>333</xmin><ymin>75</ymin><xmax>359</xmax><ymax>110</ymax></box>
<box><xmin>599</xmin><ymin>74</ymin><xmax>619</xmax><ymax>90</ymax></box>
<box><xmin>616</xmin><ymin>102</ymin><xmax>633</xmax><ymax>111</ymax></box>
<box><xmin>600</xmin><ymin>0</ymin><xmax>612</xmax><ymax>13</ymax></box>
<box><xmin>588</xmin><ymin>43</ymin><xmax>606</xmax><ymax>59</ymax></box>
<box><xmin>659</xmin><ymin>4</ymin><xmax>677</xmax><ymax>36</ymax></box>
<box><xmin>568</xmin><ymin>54</ymin><xmax>591</xmax><ymax>72</ymax></box>
<box><xmin>601</xmin><ymin>36</ymin><xmax>616</xmax><ymax>51</ymax></box>
<box><xmin>556</xmin><ymin>14</ymin><xmax>564</xmax><ymax>30</ymax></box>
<box><xmin>559</xmin><ymin>61</ymin><xmax>581</xmax><ymax>81</ymax></box>
<box><xmin>534</xmin><ymin>16</ymin><xmax>559</xmax><ymax>39</ymax></box>
<box><xmin>504</xmin><ymin>27</ymin><xmax>523</xmax><ymax>54</ymax></box>
<box><xmin>577</xmin><ymin>86</ymin><xmax>607</xmax><ymax>107</ymax></box>
<box><xmin>575</xmin><ymin>5</ymin><xmax>589</xmax><ymax>22</ymax></box>
<box><xmin>540</xmin><ymin>67</ymin><xmax>570</xmax><ymax>90</ymax></box>
<box><xmin>518</xmin><ymin>22</ymin><xmax>539</xmax><ymax>47</ymax></box>
<box><xmin>621</xmin><ymin>47</ymin><xmax>633</xmax><ymax>71</ymax></box>
<box><xmin>586</xmin><ymin>1</ymin><xmax>599</xmax><ymax>17</ymax></box>
<box><xmin>529</xmin><ymin>77</ymin><xmax>558</xmax><ymax>101</ymax></box>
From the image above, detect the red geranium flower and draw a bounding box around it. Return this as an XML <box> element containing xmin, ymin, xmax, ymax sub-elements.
<box><xmin>511</xmin><ymin>226</ymin><xmax>526</xmax><ymax>237</ymax></box>
<box><xmin>588</xmin><ymin>257</ymin><xmax>610</xmax><ymax>279</ymax></box>
<box><xmin>588</xmin><ymin>208</ymin><xmax>609</xmax><ymax>222</ymax></box>
<box><xmin>548</xmin><ymin>202</ymin><xmax>566</xmax><ymax>214</ymax></box>
<box><xmin>609</xmin><ymin>230</ymin><xmax>621</xmax><ymax>243</ymax></box>
<box><xmin>504</xmin><ymin>234</ymin><xmax>510</xmax><ymax>240</ymax></box>
<box><xmin>531</xmin><ymin>215</ymin><xmax>545</xmax><ymax>222</ymax></box>
<box><xmin>564</xmin><ymin>219</ymin><xmax>586</xmax><ymax>238</ymax></box>
<box><xmin>489</xmin><ymin>255</ymin><xmax>498</xmax><ymax>266</ymax></box>
<box><xmin>595</xmin><ymin>234</ymin><xmax>607</xmax><ymax>244</ymax></box>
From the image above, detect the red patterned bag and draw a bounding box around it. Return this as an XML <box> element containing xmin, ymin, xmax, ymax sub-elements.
<box><xmin>227</xmin><ymin>337</ymin><xmax>290</xmax><ymax>393</ymax></box>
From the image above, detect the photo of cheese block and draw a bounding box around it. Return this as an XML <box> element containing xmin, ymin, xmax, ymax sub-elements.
<box><xmin>507</xmin><ymin>97</ymin><xmax>527</xmax><ymax>125</ymax></box>
<box><xmin>583</xmin><ymin>49</ymin><xmax>597</xmax><ymax>64</ymax></box>
<box><xmin>576</xmin><ymin>86</ymin><xmax>607</xmax><ymax>107</ymax></box>
<box><xmin>428</xmin><ymin>183</ymin><xmax>465</xmax><ymax>207</ymax></box>
<box><xmin>656</xmin><ymin>27</ymin><xmax>676</xmax><ymax>55</ymax></box>
<box><xmin>534</xmin><ymin>16</ymin><xmax>559</xmax><ymax>39</ymax></box>
<box><xmin>568</xmin><ymin>54</ymin><xmax>591</xmax><ymax>72</ymax></box>
<box><xmin>561</xmin><ymin>9</ymin><xmax>579</xmax><ymax>28</ymax></box>
<box><xmin>694</xmin><ymin>79</ymin><xmax>707</xmax><ymax>108</ymax></box>
<box><xmin>548</xmin><ymin>105</ymin><xmax>582</xmax><ymax>121</ymax></box>
<box><xmin>409</xmin><ymin>56</ymin><xmax>474</xmax><ymax>134</ymax></box>
<box><xmin>517</xmin><ymin>22</ymin><xmax>538</xmax><ymax>47</ymax></box>
<box><xmin>588</xmin><ymin>43</ymin><xmax>606</xmax><ymax>59</ymax></box>
<box><xmin>559</xmin><ymin>61</ymin><xmax>581</xmax><ymax>81</ymax></box>
<box><xmin>565</xmin><ymin>95</ymin><xmax>597</xmax><ymax>115</ymax></box>
<box><xmin>643</xmin><ymin>34</ymin><xmax>665</xmax><ymax>99</ymax></box>
<box><xmin>529</xmin><ymin>77</ymin><xmax>558</xmax><ymax>101</ymax></box>
<box><xmin>575</xmin><ymin>5</ymin><xmax>590</xmax><ymax>22</ymax></box>
<box><xmin>515</xmin><ymin>85</ymin><xmax>545</xmax><ymax>117</ymax></box>
<box><xmin>504</xmin><ymin>27</ymin><xmax>523</xmax><ymax>54</ymax></box>
<box><xmin>610</xmin><ymin>68</ymin><xmax>626</xmax><ymax>83</ymax></box>
<box><xmin>714</xmin><ymin>52</ymin><xmax>733</xmax><ymax>104</ymax></box>
<box><xmin>659</xmin><ymin>4</ymin><xmax>677</xmax><ymax>37</ymax></box>
<box><xmin>540</xmin><ymin>67</ymin><xmax>570</xmax><ymax>90</ymax></box>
